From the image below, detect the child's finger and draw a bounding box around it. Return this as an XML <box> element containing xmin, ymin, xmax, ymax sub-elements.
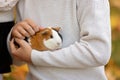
<box><xmin>9</xmin><ymin>38</ymin><xmax>17</xmax><ymax>54</ymax></box>
<box><xmin>20</xmin><ymin>21</ymin><xmax>35</xmax><ymax>36</ymax></box>
<box><xmin>14</xmin><ymin>38</ymin><xmax>28</xmax><ymax>48</ymax></box>
<box><xmin>25</xmin><ymin>19</ymin><xmax>39</xmax><ymax>32</ymax></box>
<box><xmin>18</xmin><ymin>26</ymin><xmax>30</xmax><ymax>38</ymax></box>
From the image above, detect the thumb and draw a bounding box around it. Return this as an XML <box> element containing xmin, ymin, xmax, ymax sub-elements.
<box><xmin>9</xmin><ymin>38</ymin><xmax>17</xmax><ymax>53</ymax></box>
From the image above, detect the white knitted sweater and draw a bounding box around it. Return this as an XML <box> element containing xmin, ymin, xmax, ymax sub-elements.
<box><xmin>0</xmin><ymin>0</ymin><xmax>18</xmax><ymax>22</ymax></box>
<box><xmin>10</xmin><ymin>0</ymin><xmax>111</xmax><ymax>80</ymax></box>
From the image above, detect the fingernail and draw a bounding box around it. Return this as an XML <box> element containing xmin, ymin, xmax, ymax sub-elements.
<box><xmin>36</xmin><ymin>26</ymin><xmax>40</xmax><ymax>32</ymax></box>
<box><xmin>11</xmin><ymin>38</ymin><xmax>14</xmax><ymax>42</ymax></box>
<box><xmin>39</xmin><ymin>26</ymin><xmax>44</xmax><ymax>30</ymax></box>
<box><xmin>31</xmin><ymin>31</ymin><xmax>35</xmax><ymax>36</ymax></box>
<box><xmin>21</xmin><ymin>36</ymin><xmax>25</xmax><ymax>39</ymax></box>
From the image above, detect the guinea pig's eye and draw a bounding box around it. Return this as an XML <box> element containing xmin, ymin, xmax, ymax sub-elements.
<box><xmin>50</xmin><ymin>35</ymin><xmax>53</xmax><ymax>38</ymax></box>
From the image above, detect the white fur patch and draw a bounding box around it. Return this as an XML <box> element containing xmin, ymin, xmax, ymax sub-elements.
<box><xmin>43</xmin><ymin>29</ymin><xmax>62</xmax><ymax>50</ymax></box>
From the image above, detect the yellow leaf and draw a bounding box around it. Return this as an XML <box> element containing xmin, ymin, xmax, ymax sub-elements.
<box><xmin>110</xmin><ymin>15</ymin><xmax>120</xmax><ymax>30</ymax></box>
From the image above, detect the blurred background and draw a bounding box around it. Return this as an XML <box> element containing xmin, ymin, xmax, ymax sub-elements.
<box><xmin>105</xmin><ymin>0</ymin><xmax>120</xmax><ymax>80</ymax></box>
<box><xmin>3</xmin><ymin>0</ymin><xmax>120</xmax><ymax>80</ymax></box>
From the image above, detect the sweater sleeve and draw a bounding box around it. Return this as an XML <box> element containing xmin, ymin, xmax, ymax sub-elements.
<box><xmin>31</xmin><ymin>0</ymin><xmax>111</xmax><ymax>68</ymax></box>
<box><xmin>0</xmin><ymin>0</ymin><xmax>18</xmax><ymax>11</ymax></box>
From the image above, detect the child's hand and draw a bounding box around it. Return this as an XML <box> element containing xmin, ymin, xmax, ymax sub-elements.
<box><xmin>11</xmin><ymin>19</ymin><xmax>39</xmax><ymax>39</ymax></box>
<box><xmin>9</xmin><ymin>38</ymin><xmax>32</xmax><ymax>63</ymax></box>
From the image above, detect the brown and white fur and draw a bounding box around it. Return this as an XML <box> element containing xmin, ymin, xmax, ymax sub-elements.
<box><xmin>28</xmin><ymin>27</ymin><xmax>62</xmax><ymax>51</ymax></box>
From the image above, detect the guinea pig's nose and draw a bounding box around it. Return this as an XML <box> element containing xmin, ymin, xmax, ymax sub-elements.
<box><xmin>57</xmin><ymin>42</ymin><xmax>60</xmax><ymax>46</ymax></box>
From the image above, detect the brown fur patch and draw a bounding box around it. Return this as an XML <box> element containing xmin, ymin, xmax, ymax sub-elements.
<box><xmin>30</xmin><ymin>28</ymin><xmax>53</xmax><ymax>51</ymax></box>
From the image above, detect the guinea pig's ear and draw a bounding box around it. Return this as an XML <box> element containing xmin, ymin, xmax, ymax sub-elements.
<box><xmin>52</xmin><ymin>27</ymin><xmax>61</xmax><ymax>32</ymax></box>
<box><xmin>41</xmin><ymin>29</ymin><xmax>49</xmax><ymax>35</ymax></box>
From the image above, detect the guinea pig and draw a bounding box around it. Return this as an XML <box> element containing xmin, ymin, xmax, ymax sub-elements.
<box><xmin>27</xmin><ymin>27</ymin><xmax>63</xmax><ymax>51</ymax></box>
